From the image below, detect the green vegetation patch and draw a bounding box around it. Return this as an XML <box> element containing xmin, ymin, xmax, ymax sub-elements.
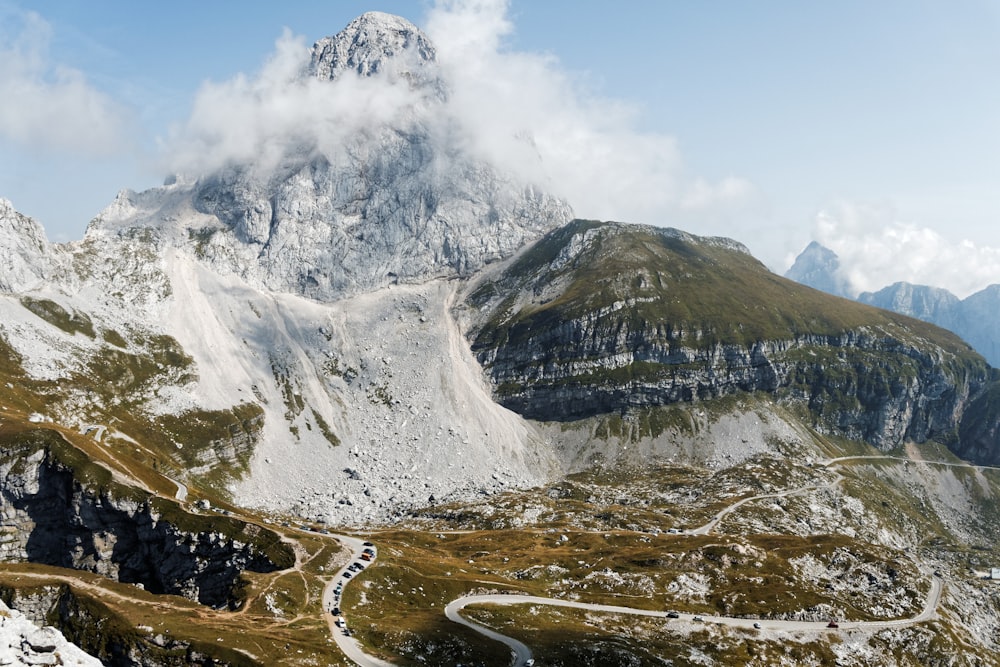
<box><xmin>19</xmin><ymin>296</ymin><xmax>95</xmax><ymax>338</ymax></box>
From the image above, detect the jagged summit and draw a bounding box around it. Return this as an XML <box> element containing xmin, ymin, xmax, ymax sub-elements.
<box><xmin>173</xmin><ymin>13</ymin><xmax>570</xmax><ymax>301</ymax></box>
<box><xmin>309</xmin><ymin>11</ymin><xmax>439</xmax><ymax>87</ymax></box>
<box><xmin>0</xmin><ymin>198</ymin><xmax>54</xmax><ymax>293</ymax></box>
<box><xmin>785</xmin><ymin>240</ymin><xmax>850</xmax><ymax>297</ymax></box>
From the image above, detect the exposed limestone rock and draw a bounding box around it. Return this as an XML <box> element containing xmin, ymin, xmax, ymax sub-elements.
<box><xmin>310</xmin><ymin>11</ymin><xmax>442</xmax><ymax>90</ymax></box>
<box><xmin>0</xmin><ymin>598</ymin><xmax>99</xmax><ymax>666</ymax></box>
<box><xmin>0</xmin><ymin>199</ymin><xmax>55</xmax><ymax>294</ymax></box>
<box><xmin>0</xmin><ymin>430</ymin><xmax>290</xmax><ymax>608</ymax></box>
<box><xmin>466</xmin><ymin>221</ymin><xmax>991</xmax><ymax>454</ymax></box>
<box><xmin>1</xmin><ymin>584</ymin><xmax>246</xmax><ymax>666</ymax></box>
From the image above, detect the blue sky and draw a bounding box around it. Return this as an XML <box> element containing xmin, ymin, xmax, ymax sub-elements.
<box><xmin>2</xmin><ymin>0</ymin><xmax>998</xmax><ymax>296</ymax></box>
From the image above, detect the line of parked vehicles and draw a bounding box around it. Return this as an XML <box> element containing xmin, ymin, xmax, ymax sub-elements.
<box><xmin>332</xmin><ymin>541</ymin><xmax>376</xmax><ymax>637</ymax></box>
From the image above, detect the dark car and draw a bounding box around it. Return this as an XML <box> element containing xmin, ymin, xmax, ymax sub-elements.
<box><xmin>342</xmin><ymin>572</ymin><xmax>352</xmax><ymax>579</ymax></box>
<box><xmin>332</xmin><ymin>607</ymin><xmax>341</xmax><ymax>616</ymax></box>
<box><xmin>666</xmin><ymin>611</ymin><xmax>679</xmax><ymax>619</ymax></box>
<box><xmin>827</xmin><ymin>620</ymin><xmax>839</xmax><ymax>629</ymax></box>
<box><xmin>363</xmin><ymin>541</ymin><xmax>374</xmax><ymax>547</ymax></box>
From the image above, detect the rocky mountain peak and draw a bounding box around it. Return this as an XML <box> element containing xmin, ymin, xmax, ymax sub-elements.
<box><xmin>0</xmin><ymin>198</ymin><xmax>53</xmax><ymax>293</ymax></box>
<box><xmin>178</xmin><ymin>12</ymin><xmax>571</xmax><ymax>301</ymax></box>
<box><xmin>785</xmin><ymin>241</ymin><xmax>850</xmax><ymax>297</ymax></box>
<box><xmin>309</xmin><ymin>11</ymin><xmax>439</xmax><ymax>88</ymax></box>
<box><xmin>75</xmin><ymin>12</ymin><xmax>572</xmax><ymax>304</ymax></box>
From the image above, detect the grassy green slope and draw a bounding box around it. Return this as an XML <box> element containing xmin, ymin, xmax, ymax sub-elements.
<box><xmin>471</xmin><ymin>220</ymin><xmax>982</xmax><ymax>356</ymax></box>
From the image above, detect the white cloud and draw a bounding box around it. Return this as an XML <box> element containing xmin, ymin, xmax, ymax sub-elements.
<box><xmin>165</xmin><ymin>0</ymin><xmax>753</xmax><ymax>226</ymax></box>
<box><xmin>424</xmin><ymin>0</ymin><xmax>754</xmax><ymax>225</ymax></box>
<box><xmin>813</xmin><ymin>202</ymin><xmax>1000</xmax><ymax>298</ymax></box>
<box><xmin>0</xmin><ymin>9</ymin><xmax>129</xmax><ymax>155</ymax></box>
<box><xmin>164</xmin><ymin>28</ymin><xmax>430</xmax><ymax>178</ymax></box>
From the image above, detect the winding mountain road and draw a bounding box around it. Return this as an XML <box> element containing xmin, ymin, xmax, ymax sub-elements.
<box><xmin>327</xmin><ymin>452</ymin><xmax>965</xmax><ymax>666</ymax></box>
<box><xmin>687</xmin><ymin>478</ymin><xmax>840</xmax><ymax>536</ymax></box>
<box><xmin>446</xmin><ymin>573</ymin><xmax>942</xmax><ymax>667</ymax></box>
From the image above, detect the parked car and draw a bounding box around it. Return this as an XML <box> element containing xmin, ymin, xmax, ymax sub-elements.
<box><xmin>343</xmin><ymin>572</ymin><xmax>352</xmax><ymax>579</ymax></box>
<box><xmin>666</xmin><ymin>611</ymin><xmax>680</xmax><ymax>619</ymax></box>
<box><xmin>363</xmin><ymin>541</ymin><xmax>374</xmax><ymax>547</ymax></box>
<box><xmin>827</xmin><ymin>620</ymin><xmax>839</xmax><ymax>629</ymax></box>
<box><xmin>753</xmin><ymin>623</ymin><xmax>762</xmax><ymax>629</ymax></box>
<box><xmin>693</xmin><ymin>616</ymin><xmax>704</xmax><ymax>622</ymax></box>
<box><xmin>332</xmin><ymin>607</ymin><xmax>341</xmax><ymax>616</ymax></box>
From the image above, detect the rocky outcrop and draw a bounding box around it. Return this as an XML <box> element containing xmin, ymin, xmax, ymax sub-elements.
<box><xmin>0</xmin><ymin>429</ymin><xmax>291</xmax><ymax>609</ymax></box>
<box><xmin>1</xmin><ymin>584</ymin><xmax>249</xmax><ymax>667</ymax></box>
<box><xmin>477</xmin><ymin>317</ymin><xmax>980</xmax><ymax>450</ymax></box>
<box><xmin>0</xmin><ymin>597</ymin><xmax>100</xmax><ymax>666</ymax></box>
<box><xmin>0</xmin><ymin>198</ymin><xmax>56</xmax><ymax>294</ymax></box>
<box><xmin>467</xmin><ymin>221</ymin><xmax>991</xmax><ymax>453</ymax></box>
<box><xmin>191</xmin><ymin>139</ymin><xmax>570</xmax><ymax>300</ymax></box>
<box><xmin>309</xmin><ymin>11</ymin><xmax>443</xmax><ymax>91</ymax></box>
<box><xmin>956</xmin><ymin>380</ymin><xmax>1000</xmax><ymax>466</ymax></box>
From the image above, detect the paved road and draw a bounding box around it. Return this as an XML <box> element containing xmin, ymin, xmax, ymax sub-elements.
<box><xmin>446</xmin><ymin>573</ymin><xmax>943</xmax><ymax>665</ymax></box>
<box><xmin>444</xmin><ymin>597</ymin><xmax>533</xmax><ymax>666</ymax></box>
<box><xmin>321</xmin><ymin>534</ymin><xmax>395</xmax><ymax>667</ymax></box>
<box><xmin>822</xmin><ymin>454</ymin><xmax>1000</xmax><ymax>473</ymax></box>
<box><xmin>688</xmin><ymin>479</ymin><xmax>838</xmax><ymax>536</ymax></box>
<box><xmin>331</xmin><ymin>452</ymin><xmax>959</xmax><ymax>665</ymax></box>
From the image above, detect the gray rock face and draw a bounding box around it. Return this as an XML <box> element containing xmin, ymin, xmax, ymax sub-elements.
<box><xmin>858</xmin><ymin>282</ymin><xmax>1000</xmax><ymax>368</ymax></box>
<box><xmin>957</xmin><ymin>382</ymin><xmax>1000</xmax><ymax>466</ymax></box>
<box><xmin>2</xmin><ymin>585</ymin><xmax>242</xmax><ymax>666</ymax></box>
<box><xmin>309</xmin><ymin>11</ymin><xmax>442</xmax><ymax>90</ymax></box>
<box><xmin>193</xmin><ymin>144</ymin><xmax>570</xmax><ymax>300</ymax></box>
<box><xmin>178</xmin><ymin>11</ymin><xmax>574</xmax><ymax>301</ymax></box>
<box><xmin>0</xmin><ymin>430</ymin><xmax>288</xmax><ymax>608</ymax></box>
<box><xmin>468</xmin><ymin>221</ymin><xmax>989</xmax><ymax>453</ymax></box>
<box><xmin>0</xmin><ymin>598</ymin><xmax>100</xmax><ymax>666</ymax></box>
<box><xmin>0</xmin><ymin>199</ymin><xmax>55</xmax><ymax>294</ymax></box>
<box><xmin>784</xmin><ymin>241</ymin><xmax>850</xmax><ymax>298</ymax></box>
<box><xmin>859</xmin><ymin>282</ymin><xmax>962</xmax><ymax>332</ymax></box>
<box><xmin>479</xmin><ymin>322</ymin><xmax>978</xmax><ymax>451</ymax></box>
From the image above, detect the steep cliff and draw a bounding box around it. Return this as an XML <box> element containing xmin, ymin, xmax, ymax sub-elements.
<box><xmin>0</xmin><ymin>595</ymin><xmax>100</xmax><ymax>666</ymax></box>
<box><xmin>956</xmin><ymin>379</ymin><xmax>1000</xmax><ymax>466</ymax></box>
<box><xmin>0</xmin><ymin>198</ymin><xmax>57</xmax><ymax>294</ymax></box>
<box><xmin>466</xmin><ymin>220</ymin><xmax>990</xmax><ymax>453</ymax></box>
<box><xmin>0</xmin><ymin>428</ymin><xmax>292</xmax><ymax>608</ymax></box>
<box><xmin>78</xmin><ymin>11</ymin><xmax>571</xmax><ymax>303</ymax></box>
<box><xmin>1</xmin><ymin>584</ymin><xmax>253</xmax><ymax>666</ymax></box>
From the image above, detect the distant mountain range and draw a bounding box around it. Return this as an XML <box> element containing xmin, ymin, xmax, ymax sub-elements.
<box><xmin>786</xmin><ymin>241</ymin><xmax>1000</xmax><ymax>367</ymax></box>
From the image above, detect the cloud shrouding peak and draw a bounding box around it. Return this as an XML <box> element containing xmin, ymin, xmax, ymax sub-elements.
<box><xmin>812</xmin><ymin>202</ymin><xmax>1000</xmax><ymax>299</ymax></box>
<box><xmin>0</xmin><ymin>9</ymin><xmax>130</xmax><ymax>156</ymax></box>
<box><xmin>164</xmin><ymin>0</ymin><xmax>753</xmax><ymax>225</ymax></box>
